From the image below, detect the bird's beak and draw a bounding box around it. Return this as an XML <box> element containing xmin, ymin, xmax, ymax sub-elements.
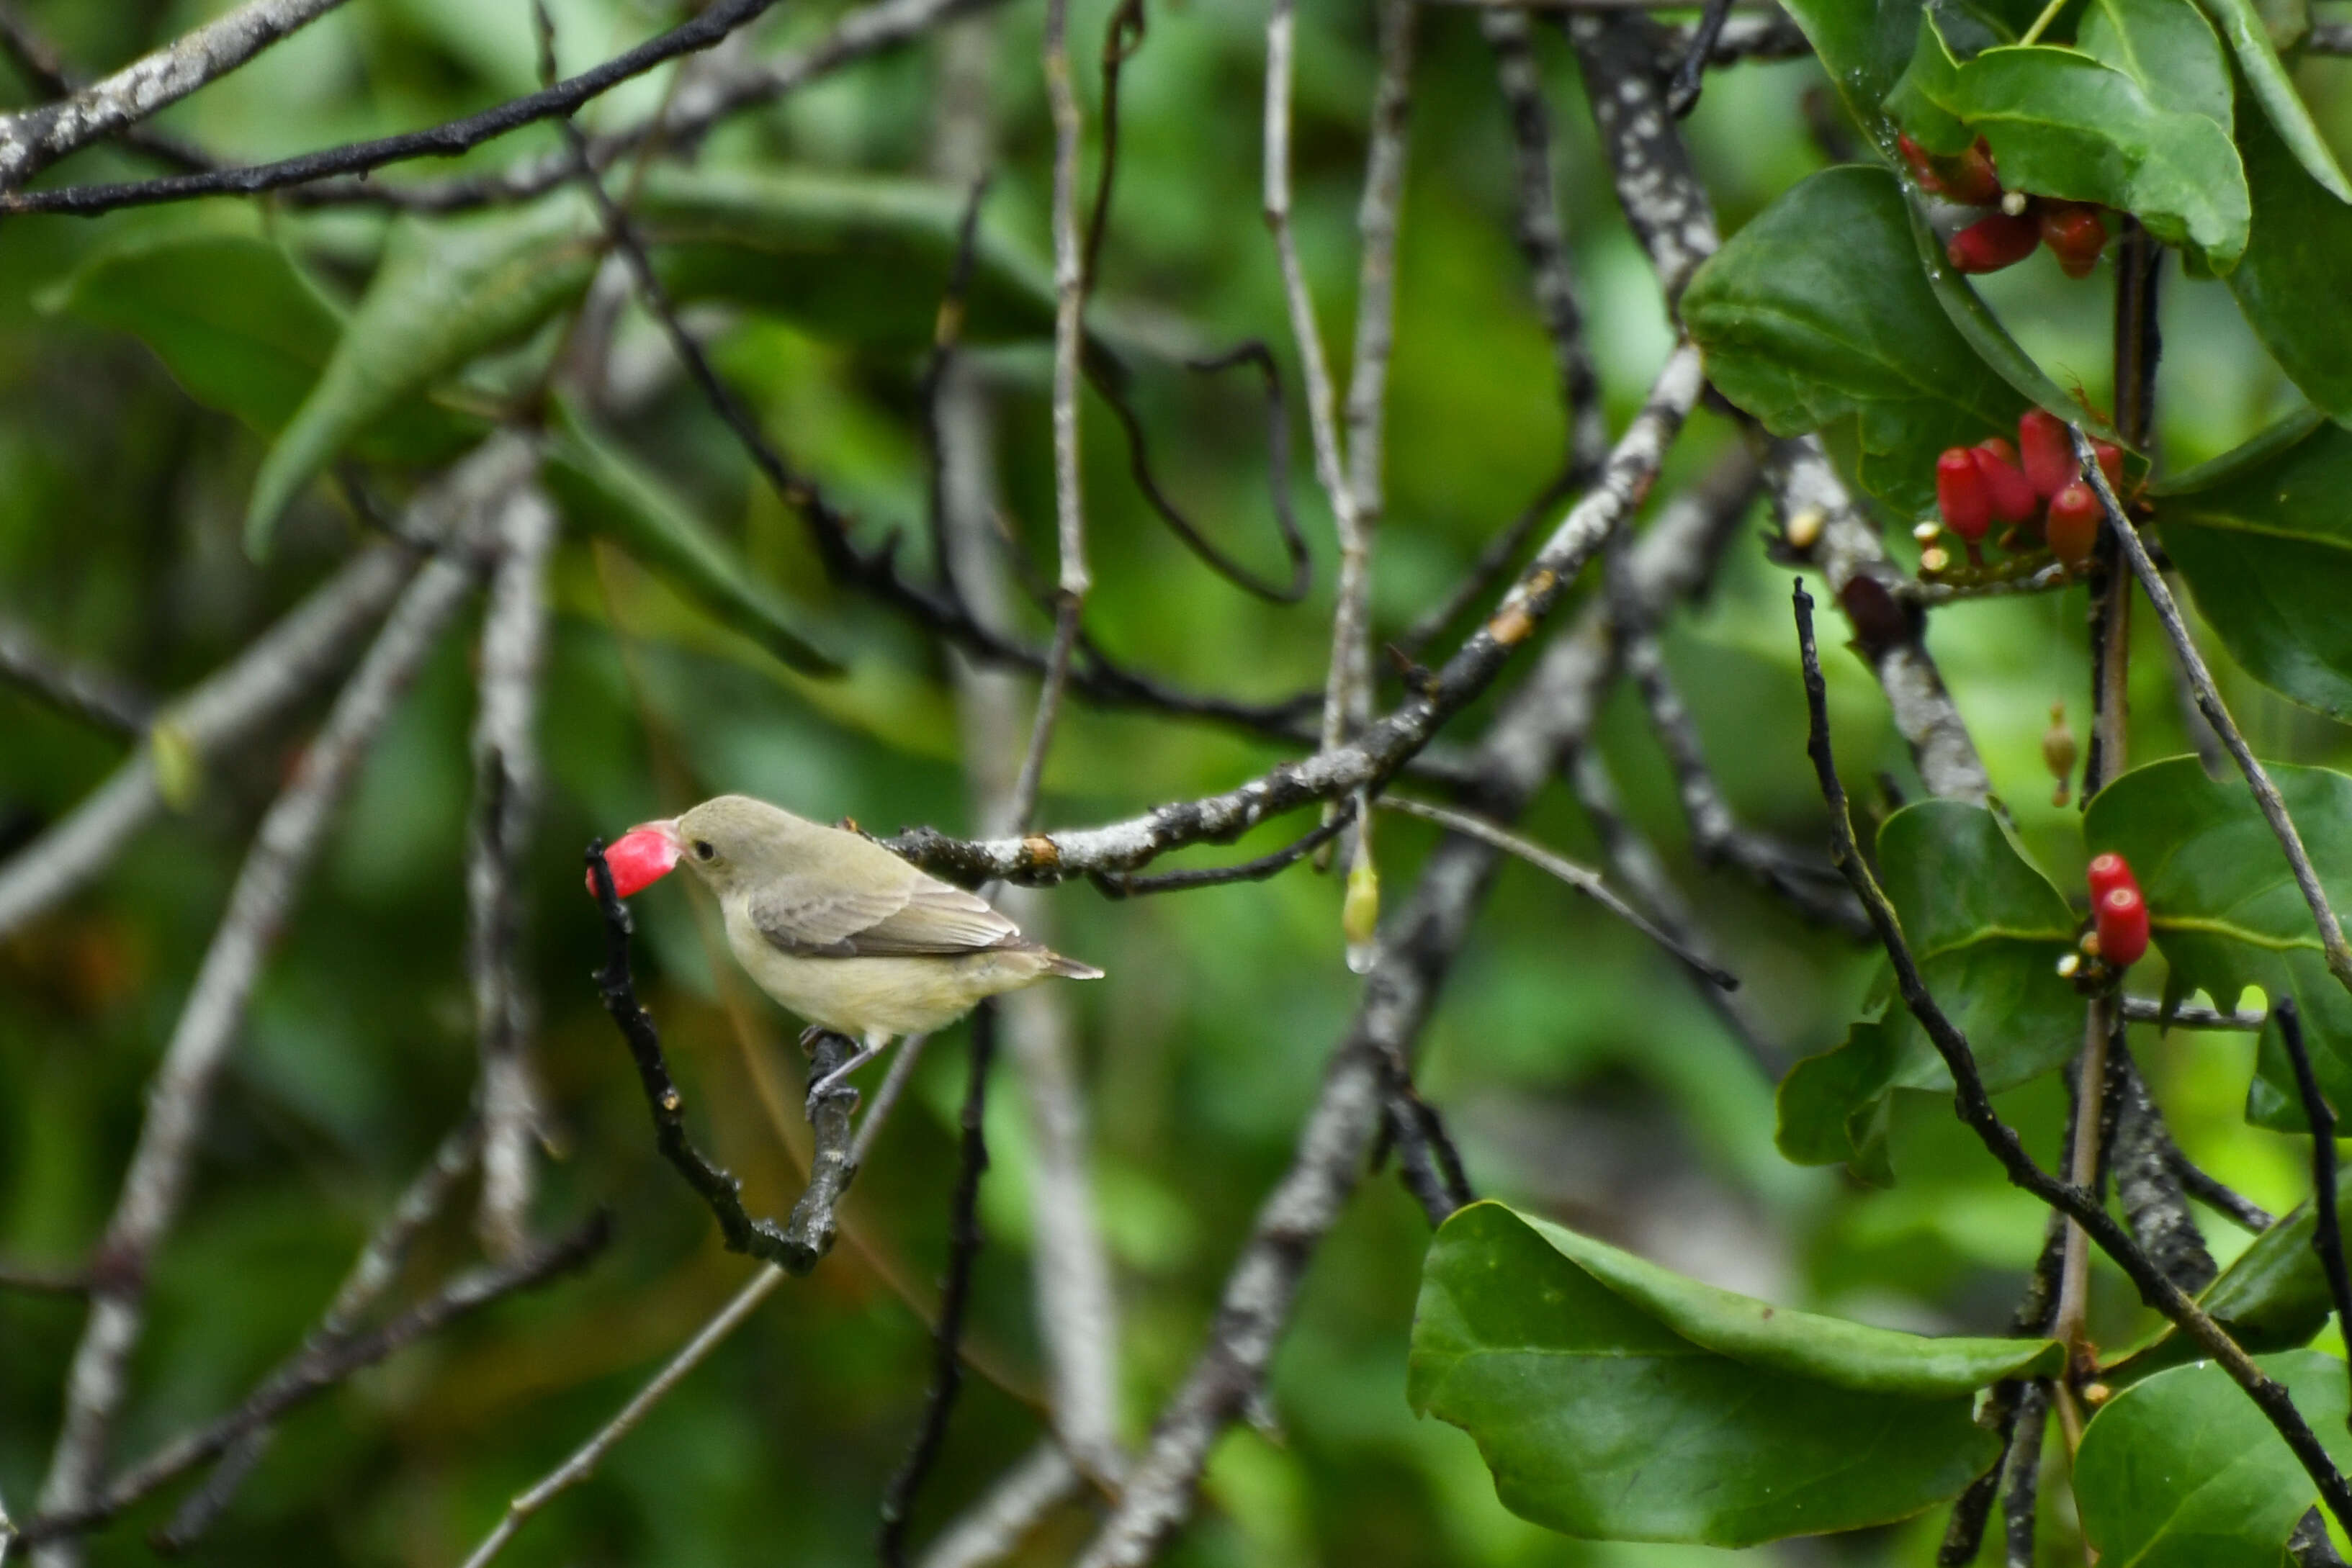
<box><xmin>588</xmin><ymin>818</ymin><xmax>683</xmax><ymax>899</ymax></box>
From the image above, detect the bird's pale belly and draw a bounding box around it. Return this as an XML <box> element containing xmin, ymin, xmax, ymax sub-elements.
<box><xmin>724</xmin><ymin>916</ymin><xmax>1049</xmax><ymax>1037</ymax></box>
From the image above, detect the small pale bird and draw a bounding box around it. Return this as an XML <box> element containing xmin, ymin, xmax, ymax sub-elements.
<box><xmin>592</xmin><ymin>795</ymin><xmax>1102</xmax><ymax>1096</ymax></box>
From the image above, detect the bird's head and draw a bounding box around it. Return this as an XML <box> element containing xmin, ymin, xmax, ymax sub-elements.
<box><xmin>589</xmin><ymin>796</ymin><xmax>816</xmax><ymax>901</ymax></box>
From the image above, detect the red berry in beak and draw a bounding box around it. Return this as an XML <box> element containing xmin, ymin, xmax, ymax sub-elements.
<box><xmin>2096</xmin><ymin>885</ymin><xmax>2150</xmax><ymax>968</ymax></box>
<box><xmin>1971</xmin><ymin>441</ymin><xmax>2037</xmax><ymax>525</ymax></box>
<box><xmin>2019</xmin><ymin>410</ymin><xmax>2073</xmax><ymax>499</ymax></box>
<box><xmin>1936</xmin><ymin>447</ymin><xmax>1992</xmax><ymax>541</ymax></box>
<box><xmin>2038</xmin><ymin>201</ymin><xmax>2108</xmax><ymax>279</ymax></box>
<box><xmin>1948</xmin><ymin>212</ymin><xmax>2039</xmax><ymax>274</ymax></box>
<box><xmin>2045</xmin><ymin>482</ymin><xmax>2101</xmax><ymax>568</ymax></box>
<box><xmin>589</xmin><ymin>822</ymin><xmax>683</xmax><ymax>898</ymax></box>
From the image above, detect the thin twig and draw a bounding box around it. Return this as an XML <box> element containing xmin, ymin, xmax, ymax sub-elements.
<box><xmin>1792</xmin><ymin>577</ymin><xmax>2352</xmax><ymax>1536</ymax></box>
<box><xmin>1664</xmin><ymin>0</ymin><xmax>1736</xmax><ymax>115</ymax></box>
<box><xmin>912</xmin><ymin>1442</ymin><xmax>1082</xmax><ymax>1568</ymax></box>
<box><xmin>878</xmin><ymin>1004</ymin><xmax>1000</xmax><ymax>1566</ymax></box>
<box><xmin>0</xmin><ymin>614</ymin><xmax>151</xmax><ymax>735</ymax></box>
<box><xmin>2167</xmin><ymin>1147</ymin><xmax>2276</xmax><ymax>1232</ymax></box>
<box><xmin>2278</xmin><ymin>997</ymin><xmax>2352</xmax><ymax>1432</ymax></box>
<box><xmin>457</xmin><ymin>1263</ymin><xmax>786</xmax><ymax>1568</ymax></box>
<box><xmin>0</xmin><ymin>0</ymin><xmax>788</xmax><ymax>215</ymax></box>
<box><xmin>1373</xmin><ymin>794</ymin><xmax>1738</xmax><ymax>988</ymax></box>
<box><xmin>2111</xmin><ymin>1049</ymin><xmax>2217</xmax><ymax>1294</ymax></box>
<box><xmin>1091</xmin><ymin>806</ymin><xmax>1353</xmax><ymax>898</ymax></box>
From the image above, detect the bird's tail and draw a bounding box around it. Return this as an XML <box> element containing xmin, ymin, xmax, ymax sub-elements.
<box><xmin>1041</xmin><ymin>950</ymin><xmax>1104</xmax><ymax>981</ymax></box>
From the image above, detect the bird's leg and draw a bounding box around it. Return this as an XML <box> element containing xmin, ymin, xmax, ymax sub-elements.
<box><xmin>806</xmin><ymin>1030</ymin><xmax>890</xmax><ymax>1110</ymax></box>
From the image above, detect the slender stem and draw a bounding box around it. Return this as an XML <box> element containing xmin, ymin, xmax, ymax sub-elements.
<box><xmin>2278</xmin><ymin>998</ymin><xmax>2352</xmax><ymax>1434</ymax></box>
<box><xmin>2017</xmin><ymin>0</ymin><xmax>2068</xmax><ymax>48</ymax></box>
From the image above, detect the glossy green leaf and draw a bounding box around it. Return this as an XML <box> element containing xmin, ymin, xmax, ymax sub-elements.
<box><xmin>544</xmin><ymin>409</ymin><xmax>838</xmax><ymax>677</ymax></box>
<box><xmin>2085</xmin><ymin>757</ymin><xmax>2352</xmax><ymax>1128</ymax></box>
<box><xmin>1409</xmin><ymin>1203</ymin><xmax>2059</xmax><ymax>1546</ymax></box>
<box><xmin>1782</xmin><ymin>0</ymin><xmax>2044</xmax><ymax>129</ymax></box>
<box><xmin>2077</xmin><ymin>1351</ymin><xmax>2352</xmax><ymax>1567</ymax></box>
<box><xmin>246</xmin><ymin>198</ymin><xmax>602</xmax><ymax>557</ymax></box>
<box><xmin>2081</xmin><ymin>0</ymin><xmax>2234</xmax><ymax>130</ymax></box>
<box><xmin>2155</xmin><ymin>409</ymin><xmax>2352</xmax><ymax>717</ymax></box>
<box><xmin>1684</xmin><ymin>166</ymin><xmax>2028</xmax><ymax>517</ymax></box>
<box><xmin>2192</xmin><ymin>0</ymin><xmax>2352</xmax><ymax>202</ymax></box>
<box><xmin>40</xmin><ymin>228</ymin><xmax>473</xmax><ymax>461</ymax></box>
<box><xmin>1905</xmin><ymin>27</ymin><xmax>2250</xmax><ymax>271</ymax></box>
<box><xmin>2225</xmin><ymin>108</ymin><xmax>2352</xmax><ymax>421</ymax></box>
<box><xmin>1777</xmin><ymin>800</ymin><xmax>2081</xmax><ymax>1180</ymax></box>
<box><xmin>633</xmin><ymin>166</ymin><xmax>1064</xmax><ymax>351</ymax></box>
<box><xmin>2109</xmin><ymin>1166</ymin><xmax>2352</xmax><ymax>1378</ymax></box>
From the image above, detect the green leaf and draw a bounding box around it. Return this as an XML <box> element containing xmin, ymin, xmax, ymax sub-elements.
<box><xmin>1913</xmin><ymin>31</ymin><xmax>2250</xmax><ymax>271</ymax></box>
<box><xmin>246</xmin><ymin>197</ymin><xmax>602</xmax><ymax>557</ymax></box>
<box><xmin>2080</xmin><ymin>0</ymin><xmax>2234</xmax><ymax>130</ymax></box>
<box><xmin>40</xmin><ymin>227</ymin><xmax>472</xmax><ymax>461</ymax></box>
<box><xmin>1781</xmin><ymin>0</ymin><xmax>2045</xmax><ymax>129</ymax></box>
<box><xmin>2155</xmin><ymin>410</ymin><xmax>2352</xmax><ymax>717</ymax></box>
<box><xmin>2077</xmin><ymin>1351</ymin><xmax>2352</xmax><ymax>1567</ymax></box>
<box><xmin>2109</xmin><ymin>1166</ymin><xmax>2352</xmax><ymax>1378</ymax></box>
<box><xmin>1684</xmin><ymin>166</ymin><xmax>2029</xmax><ymax>516</ymax></box>
<box><xmin>1777</xmin><ymin>800</ymin><xmax>2081</xmax><ymax>1180</ymax></box>
<box><xmin>1409</xmin><ymin>1202</ymin><xmax>2059</xmax><ymax>1546</ymax></box>
<box><xmin>2191</xmin><ymin>0</ymin><xmax>2352</xmax><ymax>202</ymax></box>
<box><xmin>2085</xmin><ymin>757</ymin><xmax>2352</xmax><ymax>1129</ymax></box>
<box><xmin>2225</xmin><ymin>107</ymin><xmax>2352</xmax><ymax>421</ymax></box>
<box><xmin>544</xmin><ymin>407</ymin><xmax>838</xmax><ymax>677</ymax></box>
<box><xmin>632</xmin><ymin>166</ymin><xmax>1062</xmax><ymax>351</ymax></box>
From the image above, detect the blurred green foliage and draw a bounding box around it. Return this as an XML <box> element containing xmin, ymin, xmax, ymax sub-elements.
<box><xmin>2</xmin><ymin>1</ymin><xmax>2350</xmax><ymax>1565</ymax></box>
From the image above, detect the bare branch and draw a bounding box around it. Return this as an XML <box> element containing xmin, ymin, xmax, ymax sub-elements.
<box><xmin>2278</xmin><ymin>998</ymin><xmax>2352</xmax><ymax>1429</ymax></box>
<box><xmin>887</xmin><ymin>343</ymin><xmax>1705</xmax><ymax>888</ymax></box>
<box><xmin>0</xmin><ymin>538</ymin><xmax>446</xmax><ymax>942</ymax></box>
<box><xmin>0</xmin><ymin>0</ymin><xmax>353</xmax><ymax>192</ymax></box>
<box><xmin>28</xmin><ymin>443</ymin><xmax>527</xmax><ymax>1555</ymax></box>
<box><xmin>913</xmin><ymin>1443</ymin><xmax>1082</xmax><ymax>1568</ymax></box>
<box><xmin>467</xmin><ymin>485</ymin><xmax>558</xmax><ymax>1258</ymax></box>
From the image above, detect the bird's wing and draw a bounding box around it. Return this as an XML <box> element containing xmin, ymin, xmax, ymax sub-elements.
<box><xmin>746</xmin><ymin>864</ymin><xmax>1025</xmax><ymax>959</ymax></box>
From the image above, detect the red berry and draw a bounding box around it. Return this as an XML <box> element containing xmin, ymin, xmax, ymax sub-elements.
<box><xmin>2093</xmin><ymin>441</ymin><xmax>2123</xmax><ymax>491</ymax></box>
<box><xmin>1936</xmin><ymin>447</ymin><xmax>1992</xmax><ymax>540</ymax></box>
<box><xmin>2096</xmin><ymin>885</ymin><xmax>2150</xmax><ymax>968</ymax></box>
<box><xmin>2087</xmin><ymin>852</ymin><xmax>2138</xmax><ymax>906</ymax></box>
<box><xmin>2019</xmin><ymin>410</ymin><xmax>2074</xmax><ymax>499</ymax></box>
<box><xmin>1942</xmin><ymin>140</ymin><xmax>2003</xmax><ymax>207</ymax></box>
<box><xmin>588</xmin><ymin>823</ymin><xmax>681</xmax><ymax>899</ymax></box>
<box><xmin>1971</xmin><ymin>441</ymin><xmax>2037</xmax><ymax>525</ymax></box>
<box><xmin>1949</xmin><ymin>212</ymin><xmax>2040</xmax><ymax>274</ymax></box>
<box><xmin>2046</xmin><ymin>482</ymin><xmax>2101</xmax><ymax>568</ymax></box>
<box><xmin>2039</xmin><ymin>201</ymin><xmax>2108</xmax><ymax>279</ymax></box>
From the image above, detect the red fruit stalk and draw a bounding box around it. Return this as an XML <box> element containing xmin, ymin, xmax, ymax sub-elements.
<box><xmin>1949</xmin><ymin>212</ymin><xmax>2039</xmax><ymax>274</ymax></box>
<box><xmin>588</xmin><ymin>822</ymin><xmax>683</xmax><ymax>898</ymax></box>
<box><xmin>2096</xmin><ymin>885</ymin><xmax>2150</xmax><ymax>968</ymax></box>
<box><xmin>1936</xmin><ymin>447</ymin><xmax>1991</xmax><ymax>541</ymax></box>
<box><xmin>1971</xmin><ymin>440</ymin><xmax>2037</xmax><ymax>524</ymax></box>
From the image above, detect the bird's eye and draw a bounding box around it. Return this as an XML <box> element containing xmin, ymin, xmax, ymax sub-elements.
<box><xmin>693</xmin><ymin>840</ymin><xmax>717</xmax><ymax>862</ymax></box>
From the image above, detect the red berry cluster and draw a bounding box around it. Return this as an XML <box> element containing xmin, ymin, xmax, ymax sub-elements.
<box><xmin>1931</xmin><ymin>410</ymin><xmax>2119</xmax><ymax>569</ymax></box>
<box><xmin>2086</xmin><ymin>852</ymin><xmax>2149</xmax><ymax>969</ymax></box>
<box><xmin>1899</xmin><ymin>135</ymin><xmax>2110</xmax><ymax>279</ymax></box>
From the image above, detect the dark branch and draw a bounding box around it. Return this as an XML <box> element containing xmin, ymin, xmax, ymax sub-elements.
<box><xmin>877</xmin><ymin>1004</ymin><xmax>997</xmax><ymax>1566</ymax></box>
<box><xmin>2278</xmin><ymin>997</ymin><xmax>2352</xmax><ymax>1433</ymax></box>
<box><xmin>588</xmin><ymin>842</ymin><xmax>858</xmax><ymax>1273</ymax></box>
